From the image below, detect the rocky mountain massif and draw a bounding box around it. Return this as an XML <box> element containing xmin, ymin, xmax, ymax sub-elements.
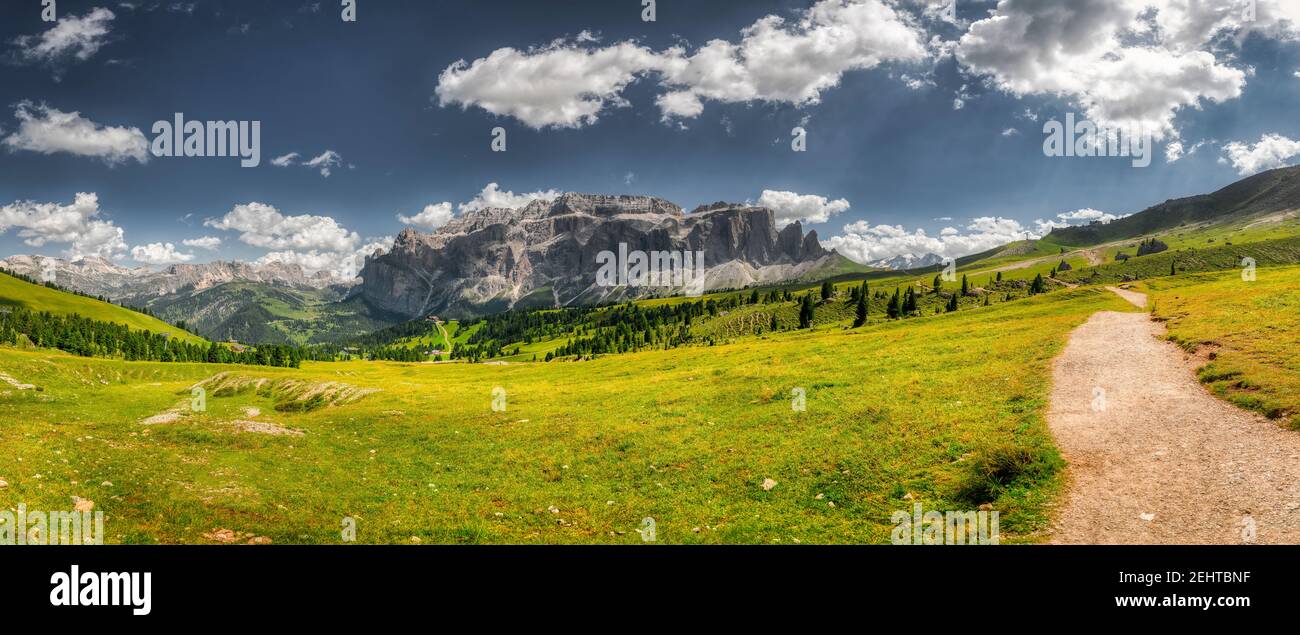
<box><xmin>358</xmin><ymin>193</ymin><xmax>853</xmax><ymax>319</ymax></box>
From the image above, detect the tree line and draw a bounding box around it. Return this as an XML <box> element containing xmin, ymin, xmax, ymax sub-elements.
<box><xmin>0</xmin><ymin>305</ymin><xmax>304</xmax><ymax>368</ymax></box>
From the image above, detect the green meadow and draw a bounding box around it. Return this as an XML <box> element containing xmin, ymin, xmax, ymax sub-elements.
<box><xmin>1146</xmin><ymin>265</ymin><xmax>1300</xmax><ymax>429</ymax></box>
<box><xmin>0</xmin><ymin>287</ymin><xmax>1133</xmax><ymax>544</ymax></box>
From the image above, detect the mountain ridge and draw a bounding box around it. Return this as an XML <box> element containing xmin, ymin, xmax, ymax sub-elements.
<box><xmin>1048</xmin><ymin>165</ymin><xmax>1300</xmax><ymax>245</ymax></box>
<box><xmin>358</xmin><ymin>192</ymin><xmax>843</xmax><ymax>319</ymax></box>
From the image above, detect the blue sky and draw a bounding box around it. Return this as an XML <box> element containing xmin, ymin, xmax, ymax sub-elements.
<box><xmin>2</xmin><ymin>0</ymin><xmax>1299</xmax><ymax>276</ymax></box>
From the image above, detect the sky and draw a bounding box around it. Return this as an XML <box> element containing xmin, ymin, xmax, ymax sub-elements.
<box><xmin>2</xmin><ymin>0</ymin><xmax>1300</xmax><ymax>277</ymax></box>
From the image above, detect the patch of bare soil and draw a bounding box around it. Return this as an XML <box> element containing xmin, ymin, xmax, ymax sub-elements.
<box><xmin>226</xmin><ymin>420</ymin><xmax>304</xmax><ymax>436</ymax></box>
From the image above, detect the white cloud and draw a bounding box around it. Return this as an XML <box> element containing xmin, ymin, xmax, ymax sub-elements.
<box><xmin>654</xmin><ymin>0</ymin><xmax>929</xmax><ymax>120</ymax></box>
<box><xmin>181</xmin><ymin>236</ymin><xmax>222</xmax><ymax>250</ymax></box>
<box><xmin>130</xmin><ymin>242</ymin><xmax>194</xmax><ymax>265</ymax></box>
<box><xmin>3</xmin><ymin>102</ymin><xmax>148</xmax><ymax>164</ymax></box>
<box><xmin>270</xmin><ymin>152</ymin><xmax>299</xmax><ymax>167</ymax></box>
<box><xmin>458</xmin><ymin>183</ymin><xmax>560</xmax><ymax>213</ymax></box>
<box><xmin>825</xmin><ymin>205</ymin><xmax>1134</xmax><ymax>263</ymax></box>
<box><xmin>823</xmin><ymin>215</ymin><xmax>1036</xmax><ymax>264</ymax></box>
<box><xmin>1164</xmin><ymin>138</ymin><xmax>1210</xmax><ymax>163</ymax></box>
<box><xmin>1032</xmin><ymin>208</ymin><xmax>1128</xmax><ymax>234</ymax></box>
<box><xmin>435</xmin><ymin>0</ymin><xmax>928</xmax><ymax>129</ymax></box>
<box><xmin>437</xmin><ymin>41</ymin><xmax>665</xmax><ymax>129</ymax></box>
<box><xmin>1001</xmin><ymin>127</ymin><xmax>1019</xmax><ymax>136</ymax></box>
<box><xmin>256</xmin><ymin>236</ymin><xmax>392</xmax><ymax>280</ymax></box>
<box><xmin>0</xmin><ymin>192</ymin><xmax>127</xmax><ymax>259</ymax></box>
<box><xmin>756</xmin><ymin>190</ymin><xmax>850</xmax><ymax>228</ymax></box>
<box><xmin>205</xmin><ymin>202</ymin><xmax>360</xmax><ymax>252</ymax></box>
<box><xmin>397</xmin><ymin>202</ymin><xmax>455</xmax><ymax>231</ymax></box>
<box><xmin>269</xmin><ymin>150</ymin><xmax>343</xmax><ymax>176</ymax></box>
<box><xmin>304</xmin><ymin>150</ymin><xmax>342</xmax><ymax>177</ymax></box>
<box><xmin>1222</xmin><ymin>133</ymin><xmax>1300</xmax><ymax>175</ymax></box>
<box><xmin>11</xmin><ymin>7</ymin><xmax>116</xmax><ymax>70</ymax></box>
<box><xmin>954</xmin><ymin>0</ymin><xmax>1259</xmax><ymax>140</ymax></box>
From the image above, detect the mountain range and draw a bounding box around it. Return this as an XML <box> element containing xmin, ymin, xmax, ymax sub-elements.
<box><xmin>0</xmin><ymin>193</ymin><xmax>857</xmax><ymax>338</ymax></box>
<box><xmin>6</xmin><ymin>167</ymin><xmax>1299</xmax><ymax>343</ymax></box>
<box><xmin>358</xmin><ymin>193</ymin><xmax>857</xmax><ymax>319</ymax></box>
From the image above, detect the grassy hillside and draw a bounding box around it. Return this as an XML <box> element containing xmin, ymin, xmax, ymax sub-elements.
<box><xmin>0</xmin><ymin>286</ymin><xmax>1132</xmax><ymax>544</ymax></box>
<box><xmin>0</xmin><ymin>271</ymin><xmax>204</xmax><ymax>344</ymax></box>
<box><xmin>1057</xmin><ymin>235</ymin><xmax>1300</xmax><ymax>285</ymax></box>
<box><xmin>1048</xmin><ymin>165</ymin><xmax>1300</xmax><ymax>245</ymax></box>
<box><xmin>1145</xmin><ymin>266</ymin><xmax>1300</xmax><ymax>429</ymax></box>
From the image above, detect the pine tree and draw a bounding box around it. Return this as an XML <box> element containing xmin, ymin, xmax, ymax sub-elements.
<box><xmin>902</xmin><ymin>287</ymin><xmax>917</xmax><ymax>315</ymax></box>
<box><xmin>1170</xmin><ymin>260</ymin><xmax>1177</xmax><ymax>276</ymax></box>
<box><xmin>887</xmin><ymin>288</ymin><xmax>901</xmax><ymax>319</ymax></box>
<box><xmin>1029</xmin><ymin>273</ymin><xmax>1046</xmax><ymax>294</ymax></box>
<box><xmin>961</xmin><ymin>274</ymin><xmax>969</xmax><ymax>296</ymax></box>
<box><xmin>932</xmin><ymin>274</ymin><xmax>942</xmax><ymax>294</ymax></box>
<box><xmin>820</xmin><ymin>280</ymin><xmax>833</xmax><ymax>302</ymax></box>
<box><xmin>853</xmin><ymin>291</ymin><xmax>868</xmax><ymax>327</ymax></box>
<box><xmin>946</xmin><ymin>294</ymin><xmax>959</xmax><ymax>312</ymax></box>
<box><xmin>799</xmin><ymin>294</ymin><xmax>815</xmax><ymax>329</ymax></box>
<box><xmin>996</xmin><ymin>271</ymin><xmax>1003</xmax><ymax>282</ymax></box>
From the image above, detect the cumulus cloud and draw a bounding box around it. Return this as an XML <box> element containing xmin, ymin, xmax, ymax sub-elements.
<box><xmin>436</xmin><ymin>0</ymin><xmax>928</xmax><ymax>128</ymax></box>
<box><xmin>1221</xmin><ymin>133</ymin><xmax>1300</xmax><ymax>175</ymax></box>
<box><xmin>0</xmin><ymin>192</ymin><xmax>127</xmax><ymax>259</ymax></box>
<box><xmin>256</xmin><ymin>236</ymin><xmax>392</xmax><ymax>280</ymax></box>
<box><xmin>654</xmin><ymin>0</ymin><xmax>929</xmax><ymax>120</ymax></box>
<box><xmin>181</xmin><ymin>236</ymin><xmax>222</xmax><ymax>251</ymax></box>
<box><xmin>130</xmin><ymin>242</ymin><xmax>194</xmax><ymax>265</ymax></box>
<box><xmin>437</xmin><ymin>41</ymin><xmax>666</xmax><ymax>129</ymax></box>
<box><xmin>1033</xmin><ymin>208</ymin><xmax>1128</xmax><ymax>234</ymax></box>
<box><xmin>458</xmin><ymin>183</ymin><xmax>560</xmax><ymax>213</ymax></box>
<box><xmin>203</xmin><ymin>202</ymin><xmax>391</xmax><ymax>279</ymax></box>
<box><xmin>204</xmin><ymin>202</ymin><xmax>360</xmax><ymax>252</ymax></box>
<box><xmin>756</xmin><ymin>190</ymin><xmax>850</xmax><ymax>228</ymax></box>
<box><xmin>823</xmin><ymin>215</ymin><xmax>1035</xmax><ymax>265</ymax></box>
<box><xmin>11</xmin><ymin>7</ymin><xmax>116</xmax><ymax>73</ymax></box>
<box><xmin>3</xmin><ymin>102</ymin><xmax>148</xmax><ymax>164</ymax></box>
<box><xmin>397</xmin><ymin>202</ymin><xmax>455</xmax><ymax>231</ymax></box>
<box><xmin>954</xmin><ymin>0</ymin><xmax>1260</xmax><ymax>141</ymax></box>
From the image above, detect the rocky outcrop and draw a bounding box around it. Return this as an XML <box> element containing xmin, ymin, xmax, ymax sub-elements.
<box><xmin>357</xmin><ymin>193</ymin><xmax>836</xmax><ymax>319</ymax></box>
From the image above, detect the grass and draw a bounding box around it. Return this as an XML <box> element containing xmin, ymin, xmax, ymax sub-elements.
<box><xmin>0</xmin><ymin>271</ymin><xmax>204</xmax><ymax>344</ymax></box>
<box><xmin>1145</xmin><ymin>265</ymin><xmax>1300</xmax><ymax>428</ymax></box>
<box><xmin>0</xmin><ymin>286</ymin><xmax>1133</xmax><ymax>544</ymax></box>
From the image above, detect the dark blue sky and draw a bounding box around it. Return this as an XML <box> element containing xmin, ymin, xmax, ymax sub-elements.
<box><xmin>2</xmin><ymin>0</ymin><xmax>1298</xmax><ymax>272</ymax></box>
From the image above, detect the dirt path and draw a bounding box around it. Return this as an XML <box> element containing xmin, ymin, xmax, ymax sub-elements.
<box><xmin>1047</xmin><ymin>288</ymin><xmax>1300</xmax><ymax>544</ymax></box>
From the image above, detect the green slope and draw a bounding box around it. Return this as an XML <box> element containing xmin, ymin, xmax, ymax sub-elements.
<box><xmin>1048</xmin><ymin>165</ymin><xmax>1300</xmax><ymax>246</ymax></box>
<box><xmin>0</xmin><ymin>271</ymin><xmax>205</xmax><ymax>344</ymax></box>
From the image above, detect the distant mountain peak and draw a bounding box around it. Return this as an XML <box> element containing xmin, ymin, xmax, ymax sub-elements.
<box><xmin>0</xmin><ymin>255</ymin><xmax>349</xmax><ymax>301</ymax></box>
<box><xmin>870</xmin><ymin>252</ymin><xmax>944</xmax><ymax>271</ymax></box>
